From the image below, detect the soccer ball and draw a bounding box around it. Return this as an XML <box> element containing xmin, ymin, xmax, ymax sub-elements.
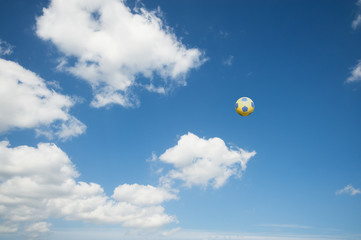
<box><xmin>235</xmin><ymin>97</ymin><xmax>255</xmax><ymax>116</ymax></box>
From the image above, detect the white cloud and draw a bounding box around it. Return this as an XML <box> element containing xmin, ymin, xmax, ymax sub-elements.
<box><xmin>0</xmin><ymin>223</ymin><xmax>18</xmax><ymax>233</ymax></box>
<box><xmin>36</xmin><ymin>0</ymin><xmax>205</xmax><ymax>108</ymax></box>
<box><xmin>259</xmin><ymin>224</ymin><xmax>311</xmax><ymax>229</ymax></box>
<box><xmin>159</xmin><ymin>132</ymin><xmax>256</xmax><ymax>189</ymax></box>
<box><xmin>0</xmin><ymin>39</ymin><xmax>13</xmax><ymax>56</ymax></box>
<box><xmin>352</xmin><ymin>0</ymin><xmax>361</xmax><ymax>29</ymax></box>
<box><xmin>223</xmin><ymin>55</ymin><xmax>234</xmax><ymax>66</ymax></box>
<box><xmin>113</xmin><ymin>184</ymin><xmax>178</xmax><ymax>206</ymax></box>
<box><xmin>48</xmin><ymin>227</ymin><xmax>347</xmax><ymax>240</ymax></box>
<box><xmin>161</xmin><ymin>227</ymin><xmax>182</xmax><ymax>237</ymax></box>
<box><xmin>348</xmin><ymin>1</ymin><xmax>361</xmax><ymax>83</ymax></box>
<box><xmin>352</xmin><ymin>15</ymin><xmax>361</xmax><ymax>30</ymax></box>
<box><xmin>0</xmin><ymin>58</ymin><xmax>86</xmax><ymax>139</ymax></box>
<box><xmin>25</xmin><ymin>222</ymin><xmax>51</xmax><ymax>233</ymax></box>
<box><xmin>219</xmin><ymin>30</ymin><xmax>229</xmax><ymax>38</ymax></box>
<box><xmin>0</xmin><ymin>141</ymin><xmax>177</xmax><ymax>237</ymax></box>
<box><xmin>346</xmin><ymin>61</ymin><xmax>361</xmax><ymax>83</ymax></box>
<box><xmin>336</xmin><ymin>184</ymin><xmax>361</xmax><ymax>196</ymax></box>
<box><xmin>56</xmin><ymin>116</ymin><xmax>87</xmax><ymax>140</ymax></box>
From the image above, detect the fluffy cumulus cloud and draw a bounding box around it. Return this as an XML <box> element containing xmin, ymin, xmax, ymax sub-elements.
<box><xmin>36</xmin><ymin>0</ymin><xmax>205</xmax><ymax>108</ymax></box>
<box><xmin>336</xmin><ymin>184</ymin><xmax>361</xmax><ymax>196</ymax></box>
<box><xmin>113</xmin><ymin>184</ymin><xmax>178</xmax><ymax>206</ymax></box>
<box><xmin>346</xmin><ymin>61</ymin><xmax>361</xmax><ymax>83</ymax></box>
<box><xmin>0</xmin><ymin>58</ymin><xmax>86</xmax><ymax>140</ymax></box>
<box><xmin>0</xmin><ymin>141</ymin><xmax>176</xmax><ymax>237</ymax></box>
<box><xmin>159</xmin><ymin>132</ymin><xmax>256</xmax><ymax>189</ymax></box>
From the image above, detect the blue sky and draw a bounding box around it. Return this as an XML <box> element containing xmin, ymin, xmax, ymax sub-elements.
<box><xmin>1</xmin><ymin>0</ymin><xmax>361</xmax><ymax>239</ymax></box>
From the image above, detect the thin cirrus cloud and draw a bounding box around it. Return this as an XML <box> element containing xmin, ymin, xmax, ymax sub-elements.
<box><xmin>346</xmin><ymin>61</ymin><xmax>361</xmax><ymax>83</ymax></box>
<box><xmin>352</xmin><ymin>0</ymin><xmax>361</xmax><ymax>29</ymax></box>
<box><xmin>0</xmin><ymin>141</ymin><xmax>177</xmax><ymax>236</ymax></box>
<box><xmin>259</xmin><ymin>224</ymin><xmax>311</xmax><ymax>229</ymax></box>
<box><xmin>347</xmin><ymin>1</ymin><xmax>361</xmax><ymax>83</ymax></box>
<box><xmin>159</xmin><ymin>132</ymin><xmax>256</xmax><ymax>189</ymax></box>
<box><xmin>36</xmin><ymin>0</ymin><xmax>206</xmax><ymax>108</ymax></box>
<box><xmin>0</xmin><ymin>58</ymin><xmax>86</xmax><ymax>140</ymax></box>
<box><xmin>336</xmin><ymin>184</ymin><xmax>361</xmax><ymax>196</ymax></box>
<box><xmin>346</xmin><ymin>0</ymin><xmax>361</xmax><ymax>83</ymax></box>
<box><xmin>352</xmin><ymin>15</ymin><xmax>361</xmax><ymax>30</ymax></box>
<box><xmin>223</xmin><ymin>55</ymin><xmax>234</xmax><ymax>66</ymax></box>
<box><xmin>0</xmin><ymin>39</ymin><xmax>13</xmax><ymax>56</ymax></box>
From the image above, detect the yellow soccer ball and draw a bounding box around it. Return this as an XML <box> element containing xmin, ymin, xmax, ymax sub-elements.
<box><xmin>235</xmin><ymin>97</ymin><xmax>255</xmax><ymax>116</ymax></box>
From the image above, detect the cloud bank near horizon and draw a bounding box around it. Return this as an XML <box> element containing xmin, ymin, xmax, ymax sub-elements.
<box><xmin>0</xmin><ymin>132</ymin><xmax>255</xmax><ymax>238</ymax></box>
<box><xmin>0</xmin><ymin>141</ymin><xmax>177</xmax><ymax>236</ymax></box>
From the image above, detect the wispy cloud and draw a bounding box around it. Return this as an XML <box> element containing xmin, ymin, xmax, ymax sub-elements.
<box><xmin>0</xmin><ymin>39</ymin><xmax>13</xmax><ymax>56</ymax></box>
<box><xmin>347</xmin><ymin>1</ymin><xmax>361</xmax><ymax>83</ymax></box>
<box><xmin>219</xmin><ymin>30</ymin><xmax>229</xmax><ymax>38</ymax></box>
<box><xmin>162</xmin><ymin>227</ymin><xmax>182</xmax><ymax>237</ymax></box>
<box><xmin>36</xmin><ymin>0</ymin><xmax>206</xmax><ymax>108</ymax></box>
<box><xmin>259</xmin><ymin>224</ymin><xmax>311</xmax><ymax>229</ymax></box>
<box><xmin>336</xmin><ymin>184</ymin><xmax>361</xmax><ymax>196</ymax></box>
<box><xmin>223</xmin><ymin>55</ymin><xmax>234</xmax><ymax>66</ymax></box>
<box><xmin>346</xmin><ymin>0</ymin><xmax>361</xmax><ymax>83</ymax></box>
<box><xmin>352</xmin><ymin>15</ymin><xmax>361</xmax><ymax>30</ymax></box>
<box><xmin>47</xmin><ymin>228</ymin><xmax>348</xmax><ymax>240</ymax></box>
<box><xmin>352</xmin><ymin>0</ymin><xmax>361</xmax><ymax>29</ymax></box>
<box><xmin>346</xmin><ymin>61</ymin><xmax>361</xmax><ymax>83</ymax></box>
